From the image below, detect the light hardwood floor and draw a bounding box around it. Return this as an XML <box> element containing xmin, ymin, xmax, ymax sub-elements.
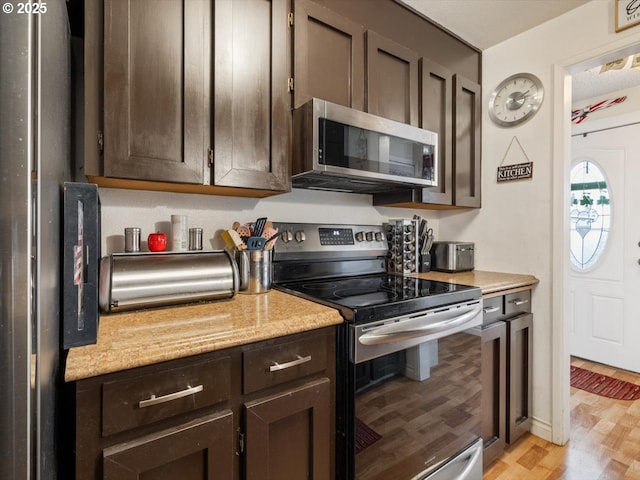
<box><xmin>484</xmin><ymin>358</ymin><xmax>640</xmax><ymax>479</ymax></box>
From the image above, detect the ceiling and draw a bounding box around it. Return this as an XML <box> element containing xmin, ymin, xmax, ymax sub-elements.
<box><xmin>400</xmin><ymin>0</ymin><xmax>590</xmax><ymax>50</ymax></box>
<box><xmin>400</xmin><ymin>0</ymin><xmax>640</xmax><ymax>102</ymax></box>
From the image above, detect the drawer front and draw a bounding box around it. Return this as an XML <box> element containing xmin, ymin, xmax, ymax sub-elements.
<box><xmin>504</xmin><ymin>290</ymin><xmax>532</xmax><ymax>318</ymax></box>
<box><xmin>102</xmin><ymin>355</ymin><xmax>231</xmax><ymax>437</ymax></box>
<box><xmin>243</xmin><ymin>334</ymin><xmax>328</xmax><ymax>395</ymax></box>
<box><xmin>482</xmin><ymin>296</ymin><xmax>503</xmax><ymax>325</ymax></box>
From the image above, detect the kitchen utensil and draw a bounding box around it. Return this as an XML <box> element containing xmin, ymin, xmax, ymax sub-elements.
<box><xmin>236</xmin><ymin>224</ymin><xmax>252</xmax><ymax>239</ymax></box>
<box><xmin>246</xmin><ymin>236</ymin><xmax>266</xmax><ymax>250</ymax></box>
<box><xmin>261</xmin><ymin>227</ymin><xmax>278</xmax><ymax>240</ymax></box>
<box><xmin>265</xmin><ymin>229</ymin><xmax>285</xmax><ymax>250</ymax></box>
<box><xmin>221</xmin><ymin>230</ymin><xmax>235</xmax><ymax>249</ymax></box>
<box><xmin>227</xmin><ymin>229</ymin><xmax>246</xmax><ymax>250</ymax></box>
<box><xmin>253</xmin><ymin>217</ymin><xmax>267</xmax><ymax>237</ymax></box>
<box><xmin>422</xmin><ymin>228</ymin><xmax>434</xmax><ymax>255</ymax></box>
<box><xmin>426</xmin><ymin>235</ymin><xmax>434</xmax><ymax>251</ymax></box>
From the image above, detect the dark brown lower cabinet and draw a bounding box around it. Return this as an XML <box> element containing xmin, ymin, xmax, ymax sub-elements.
<box><xmin>481</xmin><ymin>290</ymin><xmax>533</xmax><ymax>469</ymax></box>
<box><xmin>103</xmin><ymin>410</ymin><xmax>234</xmax><ymax>480</ymax></box>
<box><xmin>69</xmin><ymin>326</ymin><xmax>335</xmax><ymax>480</ymax></box>
<box><xmin>481</xmin><ymin>321</ymin><xmax>506</xmax><ymax>469</ymax></box>
<box><xmin>506</xmin><ymin>313</ymin><xmax>533</xmax><ymax>444</ymax></box>
<box><xmin>245</xmin><ymin>377</ymin><xmax>331</xmax><ymax>480</ymax></box>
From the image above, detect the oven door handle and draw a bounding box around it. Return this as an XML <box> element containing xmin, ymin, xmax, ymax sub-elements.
<box><xmin>358</xmin><ymin>304</ymin><xmax>481</xmax><ymax>345</ymax></box>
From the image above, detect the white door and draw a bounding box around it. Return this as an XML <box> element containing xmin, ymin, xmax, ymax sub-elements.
<box><xmin>570</xmin><ymin>123</ymin><xmax>640</xmax><ymax>373</ymax></box>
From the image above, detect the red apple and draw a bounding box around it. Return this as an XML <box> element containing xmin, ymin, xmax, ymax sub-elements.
<box><xmin>147</xmin><ymin>232</ymin><xmax>167</xmax><ymax>252</ymax></box>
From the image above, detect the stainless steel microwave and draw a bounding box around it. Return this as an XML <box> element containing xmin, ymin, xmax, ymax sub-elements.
<box><xmin>292</xmin><ymin>98</ymin><xmax>438</xmax><ymax>194</ymax></box>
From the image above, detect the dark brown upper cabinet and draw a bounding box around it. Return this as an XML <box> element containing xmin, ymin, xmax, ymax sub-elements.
<box><xmin>453</xmin><ymin>74</ymin><xmax>481</xmax><ymax>208</ymax></box>
<box><xmin>213</xmin><ymin>0</ymin><xmax>291</xmax><ymax>192</ymax></box>
<box><xmin>293</xmin><ymin>0</ymin><xmax>365</xmax><ymax>110</ymax></box>
<box><xmin>85</xmin><ymin>0</ymin><xmax>290</xmax><ymax>196</ymax></box>
<box><xmin>419</xmin><ymin>58</ymin><xmax>453</xmax><ymax>205</ymax></box>
<box><xmin>365</xmin><ymin>30</ymin><xmax>419</xmax><ymax>126</ymax></box>
<box><xmin>103</xmin><ymin>0</ymin><xmax>210</xmax><ymax>184</ymax></box>
<box><xmin>373</xmin><ymin>61</ymin><xmax>482</xmax><ymax>210</ymax></box>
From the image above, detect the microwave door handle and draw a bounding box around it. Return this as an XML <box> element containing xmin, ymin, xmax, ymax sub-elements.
<box><xmin>358</xmin><ymin>305</ymin><xmax>481</xmax><ymax>345</ymax></box>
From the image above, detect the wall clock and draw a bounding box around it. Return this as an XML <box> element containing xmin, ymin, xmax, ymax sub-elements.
<box><xmin>488</xmin><ymin>73</ymin><xmax>544</xmax><ymax>127</ymax></box>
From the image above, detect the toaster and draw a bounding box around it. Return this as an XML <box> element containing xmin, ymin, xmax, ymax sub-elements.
<box><xmin>431</xmin><ymin>242</ymin><xmax>475</xmax><ymax>272</ymax></box>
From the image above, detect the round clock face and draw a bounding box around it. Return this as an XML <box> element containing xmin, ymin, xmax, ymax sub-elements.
<box><xmin>488</xmin><ymin>73</ymin><xmax>544</xmax><ymax>127</ymax></box>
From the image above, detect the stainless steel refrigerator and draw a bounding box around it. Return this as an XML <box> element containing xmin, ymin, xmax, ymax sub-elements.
<box><xmin>0</xmin><ymin>2</ymin><xmax>71</xmax><ymax>479</ymax></box>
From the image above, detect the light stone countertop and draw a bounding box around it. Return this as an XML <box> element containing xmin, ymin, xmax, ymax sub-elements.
<box><xmin>64</xmin><ymin>289</ymin><xmax>343</xmax><ymax>382</ymax></box>
<box><xmin>65</xmin><ymin>270</ymin><xmax>538</xmax><ymax>382</ymax></box>
<box><xmin>412</xmin><ymin>270</ymin><xmax>539</xmax><ymax>296</ymax></box>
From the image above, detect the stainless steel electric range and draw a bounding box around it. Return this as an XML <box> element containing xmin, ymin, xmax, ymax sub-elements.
<box><xmin>272</xmin><ymin>222</ymin><xmax>484</xmax><ymax>480</ymax></box>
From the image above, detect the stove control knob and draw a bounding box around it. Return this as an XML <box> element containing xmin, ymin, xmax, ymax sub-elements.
<box><xmin>374</xmin><ymin>231</ymin><xmax>384</xmax><ymax>242</ymax></box>
<box><xmin>281</xmin><ymin>230</ymin><xmax>294</xmax><ymax>243</ymax></box>
<box><xmin>365</xmin><ymin>231</ymin><xmax>374</xmax><ymax>242</ymax></box>
<box><xmin>355</xmin><ymin>231</ymin><xmax>365</xmax><ymax>242</ymax></box>
<box><xmin>294</xmin><ymin>230</ymin><xmax>306</xmax><ymax>243</ymax></box>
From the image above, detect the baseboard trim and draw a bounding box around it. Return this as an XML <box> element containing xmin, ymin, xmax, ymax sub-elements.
<box><xmin>530</xmin><ymin>416</ymin><xmax>553</xmax><ymax>443</ymax></box>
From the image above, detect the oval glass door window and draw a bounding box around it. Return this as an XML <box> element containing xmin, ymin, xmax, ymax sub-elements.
<box><xmin>570</xmin><ymin>160</ymin><xmax>611</xmax><ymax>270</ymax></box>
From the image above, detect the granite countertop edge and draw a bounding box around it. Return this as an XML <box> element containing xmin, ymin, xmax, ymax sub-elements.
<box><xmin>411</xmin><ymin>269</ymin><xmax>539</xmax><ymax>295</ymax></box>
<box><xmin>64</xmin><ymin>289</ymin><xmax>344</xmax><ymax>382</ymax></box>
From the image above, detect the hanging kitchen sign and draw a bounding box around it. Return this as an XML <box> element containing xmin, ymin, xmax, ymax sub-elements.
<box><xmin>497</xmin><ymin>136</ymin><xmax>533</xmax><ymax>183</ymax></box>
<box><xmin>615</xmin><ymin>0</ymin><xmax>640</xmax><ymax>32</ymax></box>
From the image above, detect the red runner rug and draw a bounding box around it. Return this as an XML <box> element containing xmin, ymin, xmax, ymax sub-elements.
<box><xmin>570</xmin><ymin>365</ymin><xmax>640</xmax><ymax>400</ymax></box>
<box><xmin>355</xmin><ymin>417</ymin><xmax>382</xmax><ymax>454</ymax></box>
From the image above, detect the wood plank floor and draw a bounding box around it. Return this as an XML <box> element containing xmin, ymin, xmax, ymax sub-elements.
<box><xmin>484</xmin><ymin>358</ymin><xmax>640</xmax><ymax>479</ymax></box>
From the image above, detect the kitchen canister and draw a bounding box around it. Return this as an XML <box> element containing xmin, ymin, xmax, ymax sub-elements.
<box><xmin>124</xmin><ymin>227</ymin><xmax>141</xmax><ymax>253</ymax></box>
<box><xmin>236</xmin><ymin>249</ymin><xmax>272</xmax><ymax>294</ymax></box>
<box><xmin>189</xmin><ymin>227</ymin><xmax>203</xmax><ymax>251</ymax></box>
<box><xmin>171</xmin><ymin>214</ymin><xmax>188</xmax><ymax>251</ymax></box>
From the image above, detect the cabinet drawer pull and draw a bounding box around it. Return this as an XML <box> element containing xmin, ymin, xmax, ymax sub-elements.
<box><xmin>483</xmin><ymin>306</ymin><xmax>500</xmax><ymax>314</ymax></box>
<box><xmin>269</xmin><ymin>355</ymin><xmax>312</xmax><ymax>372</ymax></box>
<box><xmin>138</xmin><ymin>384</ymin><xmax>204</xmax><ymax>409</ymax></box>
<box><xmin>509</xmin><ymin>298</ymin><xmax>529</xmax><ymax>306</ymax></box>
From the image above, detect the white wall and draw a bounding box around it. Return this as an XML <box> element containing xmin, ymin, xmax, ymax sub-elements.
<box><xmin>439</xmin><ymin>0</ymin><xmax>640</xmax><ymax>443</ymax></box>
<box><xmin>99</xmin><ymin>187</ymin><xmax>437</xmax><ymax>254</ymax></box>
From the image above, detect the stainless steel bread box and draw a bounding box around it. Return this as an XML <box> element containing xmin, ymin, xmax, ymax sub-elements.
<box><xmin>99</xmin><ymin>251</ymin><xmax>239</xmax><ymax>312</ymax></box>
<box><xmin>431</xmin><ymin>242</ymin><xmax>475</xmax><ymax>272</ymax></box>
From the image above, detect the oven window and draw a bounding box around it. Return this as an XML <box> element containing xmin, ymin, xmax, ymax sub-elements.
<box><xmin>354</xmin><ymin>330</ymin><xmax>481</xmax><ymax>480</ymax></box>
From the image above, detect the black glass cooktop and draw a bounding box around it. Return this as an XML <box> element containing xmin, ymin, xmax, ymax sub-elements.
<box><xmin>276</xmin><ymin>273</ymin><xmax>481</xmax><ymax>323</ymax></box>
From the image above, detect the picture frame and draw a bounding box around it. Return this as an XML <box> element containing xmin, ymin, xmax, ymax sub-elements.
<box><xmin>615</xmin><ymin>0</ymin><xmax>640</xmax><ymax>32</ymax></box>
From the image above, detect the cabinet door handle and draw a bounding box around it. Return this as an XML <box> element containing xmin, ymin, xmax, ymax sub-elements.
<box><xmin>483</xmin><ymin>306</ymin><xmax>501</xmax><ymax>314</ymax></box>
<box><xmin>269</xmin><ymin>355</ymin><xmax>312</xmax><ymax>372</ymax></box>
<box><xmin>138</xmin><ymin>384</ymin><xmax>204</xmax><ymax>409</ymax></box>
<box><xmin>509</xmin><ymin>298</ymin><xmax>529</xmax><ymax>306</ymax></box>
